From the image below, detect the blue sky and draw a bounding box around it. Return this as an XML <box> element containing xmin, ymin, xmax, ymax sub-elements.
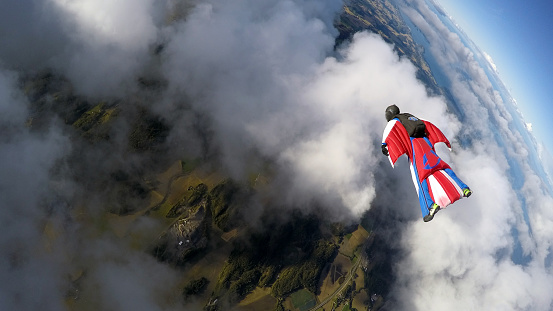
<box><xmin>437</xmin><ymin>0</ymin><xmax>553</xmax><ymax>152</ymax></box>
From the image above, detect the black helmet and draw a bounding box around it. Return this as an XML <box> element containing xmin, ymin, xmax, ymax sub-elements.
<box><xmin>385</xmin><ymin>105</ymin><xmax>400</xmax><ymax>122</ymax></box>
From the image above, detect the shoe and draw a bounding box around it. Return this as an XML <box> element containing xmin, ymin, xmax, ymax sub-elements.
<box><xmin>463</xmin><ymin>188</ymin><xmax>472</xmax><ymax>197</ymax></box>
<box><xmin>423</xmin><ymin>203</ymin><xmax>440</xmax><ymax>222</ymax></box>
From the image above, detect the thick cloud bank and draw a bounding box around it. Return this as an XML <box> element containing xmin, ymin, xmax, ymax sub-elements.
<box><xmin>1</xmin><ymin>0</ymin><xmax>553</xmax><ymax>310</ymax></box>
<box><xmin>0</xmin><ymin>70</ymin><xmax>70</xmax><ymax>311</ymax></box>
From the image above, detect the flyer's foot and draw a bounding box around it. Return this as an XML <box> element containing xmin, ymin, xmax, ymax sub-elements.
<box><xmin>463</xmin><ymin>188</ymin><xmax>472</xmax><ymax>198</ymax></box>
<box><xmin>423</xmin><ymin>203</ymin><xmax>440</xmax><ymax>222</ymax></box>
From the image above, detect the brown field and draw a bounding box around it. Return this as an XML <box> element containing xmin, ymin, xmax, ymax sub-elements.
<box><xmin>354</xmin><ymin>268</ymin><xmax>365</xmax><ymax>291</ymax></box>
<box><xmin>221</xmin><ymin>228</ymin><xmax>239</xmax><ymax>242</ymax></box>
<box><xmin>237</xmin><ymin>287</ymin><xmax>276</xmax><ymax>311</ymax></box>
<box><xmin>148</xmin><ymin>161</ymin><xmax>225</xmax><ymax>211</ymax></box>
<box><xmin>283</xmin><ymin>295</ymin><xmax>295</xmax><ymax>311</ymax></box>
<box><xmin>148</xmin><ymin>190</ymin><xmax>164</xmax><ymax>207</ymax></box>
<box><xmin>340</xmin><ymin>225</ymin><xmax>369</xmax><ymax>258</ymax></box>
<box><xmin>157</xmin><ymin>161</ymin><xmax>182</xmax><ymax>186</ymax></box>
<box><xmin>352</xmin><ymin>290</ymin><xmax>369</xmax><ymax>311</ymax></box>
<box><xmin>317</xmin><ymin>253</ymin><xmax>352</xmax><ymax>306</ymax></box>
<box><xmin>179</xmin><ymin>240</ymin><xmax>234</xmax><ymax>305</ymax></box>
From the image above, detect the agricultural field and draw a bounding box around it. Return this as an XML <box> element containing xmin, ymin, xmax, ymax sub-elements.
<box><xmin>285</xmin><ymin>289</ymin><xmax>317</xmax><ymax>311</ymax></box>
<box><xmin>237</xmin><ymin>287</ymin><xmax>276</xmax><ymax>310</ymax></box>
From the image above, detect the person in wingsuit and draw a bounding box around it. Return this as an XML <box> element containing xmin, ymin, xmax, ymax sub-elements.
<box><xmin>381</xmin><ymin>105</ymin><xmax>472</xmax><ymax>222</ymax></box>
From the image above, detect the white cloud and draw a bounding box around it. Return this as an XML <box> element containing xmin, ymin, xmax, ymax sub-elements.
<box><xmin>51</xmin><ymin>0</ymin><xmax>159</xmax><ymax>48</ymax></box>
<box><xmin>0</xmin><ymin>69</ymin><xmax>71</xmax><ymax>311</ymax></box>
<box><xmin>44</xmin><ymin>0</ymin><xmax>169</xmax><ymax>97</ymax></box>
<box><xmin>537</xmin><ymin>143</ymin><xmax>553</xmax><ymax>188</ymax></box>
<box><xmin>483</xmin><ymin>51</ymin><xmax>499</xmax><ymax>73</ymax></box>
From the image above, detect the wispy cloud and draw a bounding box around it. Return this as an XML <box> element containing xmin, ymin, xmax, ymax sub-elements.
<box><xmin>483</xmin><ymin>51</ymin><xmax>499</xmax><ymax>73</ymax></box>
<box><xmin>0</xmin><ymin>69</ymin><xmax>71</xmax><ymax>310</ymax></box>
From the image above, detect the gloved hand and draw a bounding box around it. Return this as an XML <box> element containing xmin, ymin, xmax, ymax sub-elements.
<box><xmin>381</xmin><ymin>144</ymin><xmax>389</xmax><ymax>156</ymax></box>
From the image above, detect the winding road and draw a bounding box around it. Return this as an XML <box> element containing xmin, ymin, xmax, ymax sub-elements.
<box><xmin>144</xmin><ymin>171</ymin><xmax>189</xmax><ymax>215</ymax></box>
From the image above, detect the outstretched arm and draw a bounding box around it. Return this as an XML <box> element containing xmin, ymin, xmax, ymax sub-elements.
<box><xmin>423</xmin><ymin>121</ymin><xmax>451</xmax><ymax>149</ymax></box>
<box><xmin>382</xmin><ymin>120</ymin><xmax>412</xmax><ymax>167</ymax></box>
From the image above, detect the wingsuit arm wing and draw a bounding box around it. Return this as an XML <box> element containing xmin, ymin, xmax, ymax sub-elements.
<box><xmin>382</xmin><ymin>119</ymin><xmax>412</xmax><ymax>167</ymax></box>
<box><xmin>423</xmin><ymin>121</ymin><xmax>451</xmax><ymax>149</ymax></box>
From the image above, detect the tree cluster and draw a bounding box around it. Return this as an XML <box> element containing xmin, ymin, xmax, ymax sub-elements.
<box><xmin>271</xmin><ymin>240</ymin><xmax>337</xmax><ymax>297</ymax></box>
<box><xmin>183</xmin><ymin>277</ymin><xmax>209</xmax><ymax>300</ymax></box>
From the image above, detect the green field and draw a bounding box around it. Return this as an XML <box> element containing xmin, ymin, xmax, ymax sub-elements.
<box><xmin>341</xmin><ymin>303</ymin><xmax>354</xmax><ymax>311</ymax></box>
<box><xmin>291</xmin><ymin>289</ymin><xmax>317</xmax><ymax>311</ymax></box>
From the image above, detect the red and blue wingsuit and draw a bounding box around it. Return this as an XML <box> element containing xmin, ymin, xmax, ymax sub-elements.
<box><xmin>381</xmin><ymin>105</ymin><xmax>471</xmax><ymax>222</ymax></box>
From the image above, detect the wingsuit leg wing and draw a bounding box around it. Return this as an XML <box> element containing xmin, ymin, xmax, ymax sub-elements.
<box><xmin>415</xmin><ymin>168</ymin><xmax>469</xmax><ymax>217</ymax></box>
